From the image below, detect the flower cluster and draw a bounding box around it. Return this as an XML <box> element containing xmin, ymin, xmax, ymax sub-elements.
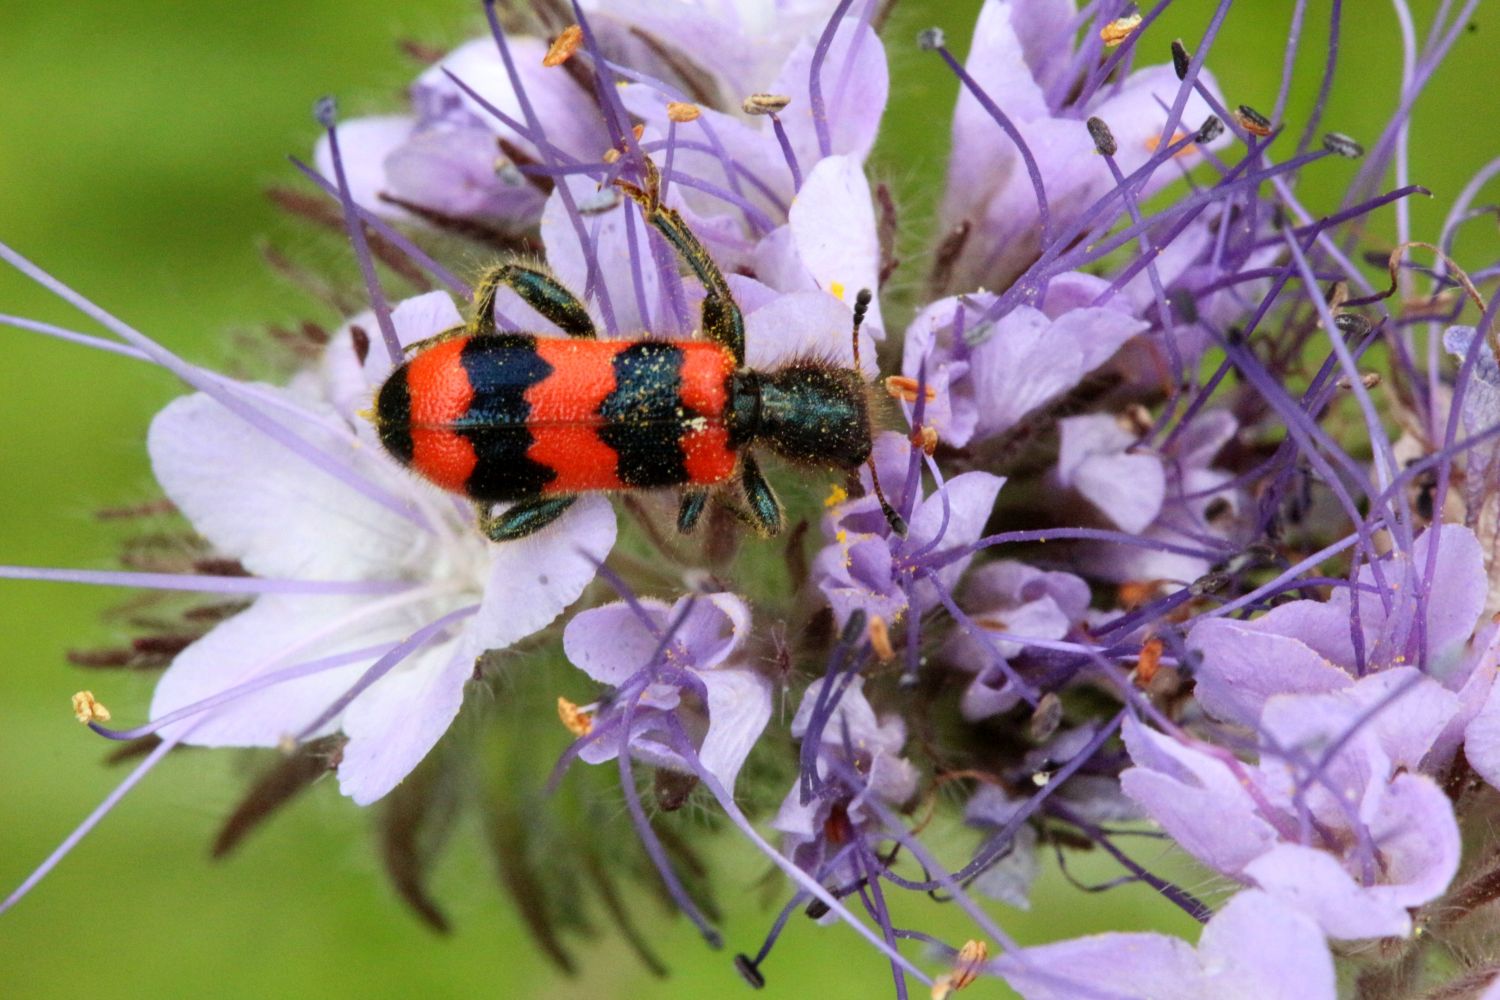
<box><xmin>6</xmin><ymin>0</ymin><xmax>1500</xmax><ymax>997</ymax></box>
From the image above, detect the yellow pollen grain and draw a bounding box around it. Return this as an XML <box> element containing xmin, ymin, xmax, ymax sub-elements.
<box><xmin>542</xmin><ymin>25</ymin><xmax>583</xmax><ymax>67</ymax></box>
<box><xmin>825</xmin><ymin>484</ymin><xmax>849</xmax><ymax>508</ymax></box>
<box><xmin>557</xmin><ymin>696</ymin><xmax>594</xmax><ymax>736</ymax></box>
<box><xmin>71</xmin><ymin>690</ymin><xmax>110</xmax><ymax>724</ymax></box>
<box><xmin>829</xmin><ymin>281</ymin><xmax>846</xmax><ymax>302</ymax></box>
<box><xmin>1099</xmin><ymin>13</ymin><xmax>1142</xmax><ymax>46</ymax></box>
<box><xmin>666</xmin><ymin>101</ymin><xmax>701</xmax><ymax>123</ymax></box>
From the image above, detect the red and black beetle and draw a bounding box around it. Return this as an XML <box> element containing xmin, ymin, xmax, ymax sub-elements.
<box><xmin>373</xmin><ymin>160</ymin><xmax>903</xmax><ymax>542</ymax></box>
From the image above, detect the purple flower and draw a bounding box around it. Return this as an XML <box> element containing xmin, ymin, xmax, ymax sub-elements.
<box><xmin>942</xmin><ymin>560</ymin><xmax>1092</xmax><ymax>720</ymax></box>
<box><xmin>316</xmin><ymin>36</ymin><xmax>606</xmax><ymax>229</ymax></box>
<box><xmin>562</xmin><ymin>591</ymin><xmax>771</xmax><ymax>794</ymax></box>
<box><xmin>996</xmin><ymin>890</ymin><xmax>1336</xmax><ymax>1000</ymax></box>
<box><xmin>901</xmin><ymin>275</ymin><xmax>1146</xmax><ymax>448</ymax></box>
<box><xmin>1055</xmin><ymin>408</ymin><xmax>1240</xmax><ymax>584</ymax></box>
<box><xmin>144</xmin><ymin>291</ymin><xmax>617</xmax><ymax>804</ymax></box>
<box><xmin>773</xmin><ymin>675</ymin><xmax>918</xmax><ymax>884</ymax></box>
<box><xmin>1121</xmin><ymin>667</ymin><xmax>1462</xmax><ymax>939</ymax></box>
<box><xmin>934</xmin><ymin>0</ymin><xmax>1228</xmax><ymax>295</ymax></box>
<box><xmin>813</xmin><ymin>431</ymin><xmax>1003</xmax><ymax>628</ymax></box>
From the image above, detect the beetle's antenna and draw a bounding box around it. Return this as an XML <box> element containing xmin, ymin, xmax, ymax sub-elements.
<box><xmin>851</xmin><ymin>289</ymin><xmax>908</xmax><ymax>537</ymax></box>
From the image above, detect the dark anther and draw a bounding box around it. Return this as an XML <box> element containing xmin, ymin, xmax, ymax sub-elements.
<box><xmin>733</xmin><ymin>954</ymin><xmax>767</xmax><ymax>989</ymax></box>
<box><xmin>1196</xmin><ymin>115</ymin><xmax>1225</xmax><ymax>144</ymax></box>
<box><xmin>1171</xmin><ymin>40</ymin><xmax>1191</xmax><ymax>80</ymax></box>
<box><xmin>804</xmin><ymin>898</ymin><xmax>830</xmax><ymax>919</ymax></box>
<box><xmin>1233</xmin><ymin>104</ymin><xmax>1273</xmax><ymax>137</ymax></box>
<box><xmin>1190</xmin><ymin>572</ymin><xmax>1230</xmax><ymax>596</ymax></box>
<box><xmin>1203</xmin><ymin>497</ymin><xmax>1234</xmax><ymax>523</ymax></box>
<box><xmin>839</xmin><ymin>608</ymin><xmax>868</xmax><ymax>647</ymax></box>
<box><xmin>313</xmin><ymin>95</ymin><xmax>339</xmax><ymax>128</ymax></box>
<box><xmin>1086</xmin><ymin>117</ymin><xmax>1118</xmax><ymax>156</ymax></box>
<box><xmin>1322</xmin><ymin>132</ymin><xmax>1365</xmax><ymax>158</ymax></box>
<box><xmin>350</xmin><ymin>324</ymin><xmax>371</xmax><ymax>365</ymax></box>
<box><xmin>1334</xmin><ymin>312</ymin><xmax>1371</xmax><ymax>338</ymax></box>
<box><xmin>1027</xmin><ymin>692</ymin><xmax>1063</xmax><ymax>742</ymax></box>
<box><xmin>1169</xmin><ymin>289</ymin><xmax>1200</xmax><ymax>324</ymax></box>
<box><xmin>917</xmin><ymin>27</ymin><xmax>946</xmax><ymax>51</ymax></box>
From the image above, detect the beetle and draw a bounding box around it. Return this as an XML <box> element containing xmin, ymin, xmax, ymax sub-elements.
<box><xmin>372</xmin><ymin>158</ymin><xmax>904</xmax><ymax>542</ymax></box>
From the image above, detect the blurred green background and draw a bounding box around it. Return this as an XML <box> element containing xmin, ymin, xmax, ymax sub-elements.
<box><xmin>0</xmin><ymin>2</ymin><xmax>1491</xmax><ymax>997</ymax></box>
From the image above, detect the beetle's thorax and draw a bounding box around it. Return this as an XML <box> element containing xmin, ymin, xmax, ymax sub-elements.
<box><xmin>728</xmin><ymin>363</ymin><xmax>872</xmax><ymax>470</ymax></box>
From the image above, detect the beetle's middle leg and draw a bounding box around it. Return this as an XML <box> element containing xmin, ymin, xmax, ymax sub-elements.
<box><xmin>478</xmin><ymin>495</ymin><xmax>578</xmax><ymax>542</ymax></box>
<box><xmin>471</xmin><ymin>262</ymin><xmax>596</xmax><ymax>339</ymax></box>
<box><xmin>615</xmin><ymin>160</ymin><xmax>745</xmax><ymax>366</ymax></box>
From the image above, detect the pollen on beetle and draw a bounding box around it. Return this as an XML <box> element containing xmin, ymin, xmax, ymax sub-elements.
<box><xmin>542</xmin><ymin>25</ymin><xmax>583</xmax><ymax>67</ymax></box>
<box><xmin>885</xmin><ymin>375</ymin><xmax>938</xmax><ymax>404</ymax></box>
<box><xmin>71</xmin><ymin>690</ymin><xmax>110</xmax><ymax>725</ymax></box>
<box><xmin>931</xmin><ymin>939</ymin><xmax>989</xmax><ymax>998</ymax></box>
<box><xmin>666</xmin><ymin>101</ymin><xmax>701</xmax><ymax>123</ymax></box>
<box><xmin>741</xmin><ymin>92</ymin><xmax>791</xmax><ymax>115</ymax></box>
<box><xmin>868</xmin><ymin>615</ymin><xmax>895</xmax><ymax>662</ymax></box>
<box><xmin>557</xmin><ymin>696</ymin><xmax>594</xmax><ymax>736</ymax></box>
<box><xmin>1099</xmin><ymin>13</ymin><xmax>1142</xmax><ymax>46</ymax></box>
<box><xmin>825</xmin><ymin>484</ymin><xmax>849</xmax><ymax>508</ymax></box>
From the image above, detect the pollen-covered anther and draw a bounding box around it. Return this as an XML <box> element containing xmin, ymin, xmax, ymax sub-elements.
<box><xmin>932</xmin><ymin>939</ymin><xmax>990</xmax><ymax>997</ymax></box>
<box><xmin>868</xmin><ymin>615</ymin><xmax>895</xmax><ymax>663</ymax></box>
<box><xmin>71</xmin><ymin>690</ymin><xmax>110</xmax><ymax>725</ymax></box>
<box><xmin>885</xmin><ymin>375</ymin><xmax>938</xmax><ymax>404</ymax></box>
<box><xmin>277</xmin><ymin>734</ymin><xmax>298</xmax><ymax>755</ymax></box>
<box><xmin>1233</xmin><ymin>104</ymin><xmax>1274</xmax><ymax>137</ymax></box>
<box><xmin>912</xmin><ymin>425</ymin><xmax>939</xmax><ymax>455</ymax></box>
<box><xmin>1336</xmin><ymin>372</ymin><xmax>1382</xmax><ymax>390</ymax></box>
<box><xmin>1136</xmin><ymin>637</ymin><xmax>1164</xmax><ymax>686</ymax></box>
<box><xmin>602</xmin><ymin>148</ymin><xmax>622</xmax><ymax>164</ymax></box>
<box><xmin>742</xmin><ymin>92</ymin><xmax>791</xmax><ymax>115</ymax></box>
<box><xmin>542</xmin><ymin>25</ymin><xmax>583</xmax><ymax>67</ymax></box>
<box><xmin>1118</xmin><ymin>579</ymin><xmax>1168</xmax><ymax>609</ymax></box>
<box><xmin>557</xmin><ymin>696</ymin><xmax>594</xmax><ymax>736</ymax></box>
<box><xmin>1099</xmin><ymin>13</ymin><xmax>1142</xmax><ymax>46</ymax></box>
<box><xmin>1119</xmin><ymin>403</ymin><xmax>1154</xmax><ymax>436</ymax></box>
<box><xmin>666</xmin><ymin>101</ymin><xmax>701</xmax><ymax>123</ymax></box>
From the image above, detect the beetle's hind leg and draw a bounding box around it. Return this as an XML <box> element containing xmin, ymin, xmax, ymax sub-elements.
<box><xmin>677</xmin><ymin>489</ymin><xmax>710</xmax><ymax>534</ymax></box>
<box><xmin>740</xmin><ymin>453</ymin><xmax>783</xmax><ymax>537</ymax></box>
<box><xmin>478</xmin><ymin>496</ymin><xmax>577</xmax><ymax>542</ymax></box>
<box><xmin>615</xmin><ymin>160</ymin><xmax>745</xmax><ymax>365</ymax></box>
<box><xmin>471</xmin><ymin>263</ymin><xmax>596</xmax><ymax>339</ymax></box>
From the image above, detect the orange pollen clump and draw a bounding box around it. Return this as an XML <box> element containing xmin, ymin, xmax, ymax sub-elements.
<box><xmin>1136</xmin><ymin>637</ymin><xmax>1164</xmax><ymax>686</ymax></box>
<box><xmin>1100</xmin><ymin>14</ymin><xmax>1142</xmax><ymax>46</ymax></box>
<box><xmin>868</xmin><ymin>615</ymin><xmax>896</xmax><ymax>663</ymax></box>
<box><xmin>71</xmin><ymin>690</ymin><xmax>110</xmax><ymax>724</ymax></box>
<box><xmin>557</xmin><ymin>696</ymin><xmax>594</xmax><ymax>736</ymax></box>
<box><xmin>912</xmin><ymin>425</ymin><xmax>939</xmax><ymax>455</ymax></box>
<box><xmin>666</xmin><ymin>101</ymin><xmax>701</xmax><ymax>123</ymax></box>
<box><xmin>543</xmin><ymin>25</ymin><xmax>583</xmax><ymax>67</ymax></box>
<box><xmin>1145</xmin><ymin>131</ymin><xmax>1199</xmax><ymax>159</ymax></box>
<box><xmin>884</xmin><ymin>375</ymin><xmax>937</xmax><ymax>403</ymax></box>
<box><xmin>931</xmin><ymin>939</ymin><xmax>990</xmax><ymax>998</ymax></box>
<box><xmin>1118</xmin><ymin>579</ymin><xmax>1168</xmax><ymax>609</ymax></box>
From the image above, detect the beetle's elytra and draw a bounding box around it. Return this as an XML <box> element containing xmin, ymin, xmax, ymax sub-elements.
<box><xmin>373</xmin><ymin>156</ymin><xmax>899</xmax><ymax>542</ymax></box>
